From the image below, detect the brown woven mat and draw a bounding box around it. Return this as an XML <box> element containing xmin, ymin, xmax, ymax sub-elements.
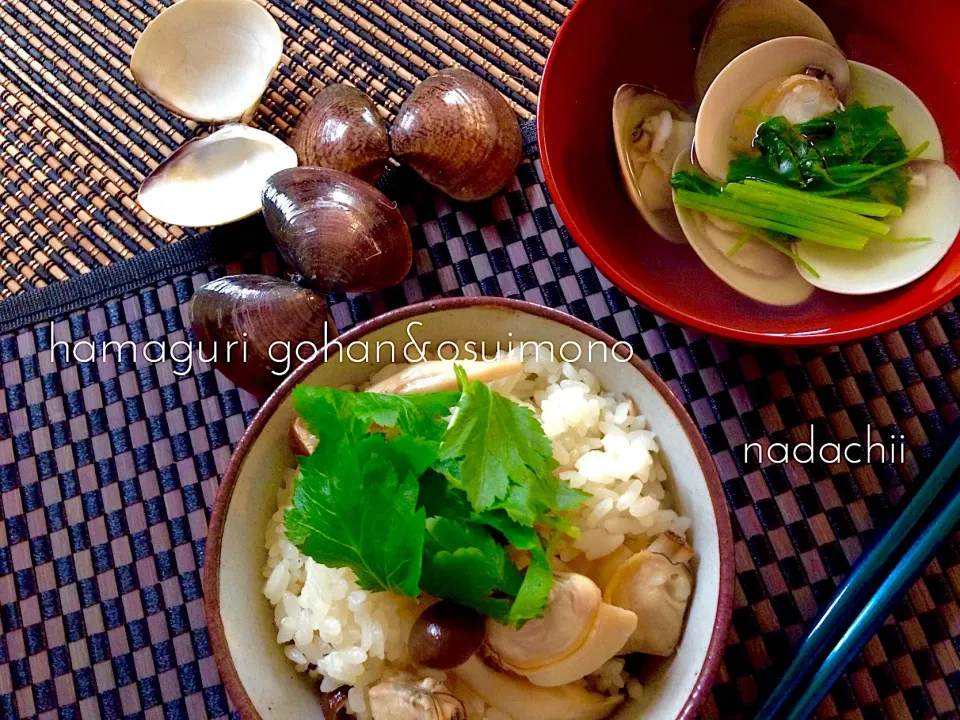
<box><xmin>9</xmin><ymin>4</ymin><xmax>960</xmax><ymax>720</ymax></box>
<box><xmin>0</xmin><ymin>0</ymin><xmax>567</xmax><ymax>297</ymax></box>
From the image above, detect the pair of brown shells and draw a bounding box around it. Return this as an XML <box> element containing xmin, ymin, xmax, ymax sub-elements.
<box><xmin>190</xmin><ymin>162</ymin><xmax>416</xmax><ymax>396</ymax></box>
<box><xmin>292</xmin><ymin>68</ymin><xmax>522</xmax><ymax>202</ymax></box>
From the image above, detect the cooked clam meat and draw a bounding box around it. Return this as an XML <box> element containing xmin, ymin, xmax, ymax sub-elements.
<box><xmin>695</xmin><ymin>36</ymin><xmax>850</xmax><ymax>181</ymax></box>
<box><xmin>485</xmin><ymin>573</ymin><xmax>637</xmax><ymax>687</ymax></box>
<box><xmin>366</xmin><ymin>358</ymin><xmax>524</xmax><ymax>395</ymax></box>
<box><xmin>612</xmin><ymin>87</ymin><xmax>695</xmax><ymax>243</ymax></box>
<box><xmin>760</xmin><ymin>71</ymin><xmax>843</xmax><ymax>125</ymax></box>
<box><xmin>454</xmin><ymin>657</ymin><xmax>624</xmax><ymax>720</ymax></box>
<box><xmin>730</xmin><ymin>70</ymin><xmax>843</xmax><ymax>154</ymax></box>
<box><xmin>368</xmin><ymin>673</ymin><xmax>465</xmax><ymax>720</ymax></box>
<box><xmin>631</xmin><ymin>111</ymin><xmax>695</xmax><ymax>212</ymax></box>
<box><xmin>603</xmin><ymin>532</ymin><xmax>693</xmax><ymax>657</ymax></box>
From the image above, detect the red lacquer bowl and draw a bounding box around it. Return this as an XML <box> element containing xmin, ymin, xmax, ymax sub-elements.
<box><xmin>539</xmin><ymin>0</ymin><xmax>960</xmax><ymax>345</ymax></box>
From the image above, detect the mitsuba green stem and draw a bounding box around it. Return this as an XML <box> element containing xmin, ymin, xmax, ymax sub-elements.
<box><xmin>674</xmin><ymin>191</ymin><xmax>868</xmax><ymax>249</ymax></box>
<box><xmin>754</xmin><ymin>235</ymin><xmax>820</xmax><ymax>278</ymax></box>
<box><xmin>742</xmin><ymin>180</ymin><xmax>902</xmax><ymax>217</ymax></box>
<box><xmin>725</xmin><ymin>185</ymin><xmax>892</xmax><ymax>236</ymax></box>
<box><xmin>817</xmin><ymin>141</ymin><xmax>929</xmax><ymax>192</ymax></box>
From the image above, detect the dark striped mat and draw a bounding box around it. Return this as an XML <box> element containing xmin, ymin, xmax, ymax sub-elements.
<box><xmin>4</xmin><ymin>2</ymin><xmax>960</xmax><ymax>720</ymax></box>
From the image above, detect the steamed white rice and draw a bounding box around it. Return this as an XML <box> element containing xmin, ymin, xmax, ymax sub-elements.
<box><xmin>262</xmin><ymin>349</ymin><xmax>691</xmax><ymax>718</ymax></box>
<box><xmin>263</xmin><ymin>473</ymin><xmax>421</xmax><ymax>716</ymax></box>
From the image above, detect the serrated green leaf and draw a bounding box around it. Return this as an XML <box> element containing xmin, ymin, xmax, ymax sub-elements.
<box><xmin>507</xmin><ymin>543</ymin><xmax>554</xmax><ymax>625</ymax></box>
<box><xmin>437</xmin><ymin>374</ymin><xmax>578</xmax><ymax>525</ymax></box>
<box><xmin>727</xmin><ymin>103</ymin><xmax>913</xmax><ymax>208</ymax></box>
<box><xmin>417</xmin><ymin>469</ymin><xmax>471</xmax><ymax>519</ymax></box>
<box><xmin>286</xmin><ymin>368</ymin><xmax>587</xmax><ymax>625</ymax></box>
<box><xmin>292</xmin><ymin>385</ymin><xmax>459</xmax><ymax>447</ymax></box>
<box><xmin>284</xmin><ymin>432</ymin><xmax>430</xmax><ymax>597</ymax></box>
<box><xmin>420</xmin><ymin>517</ymin><xmax>526</xmax><ymax>622</ymax></box>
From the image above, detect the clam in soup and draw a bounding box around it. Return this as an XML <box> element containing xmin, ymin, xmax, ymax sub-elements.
<box><xmin>614</xmin><ymin>0</ymin><xmax>960</xmax><ymax>307</ymax></box>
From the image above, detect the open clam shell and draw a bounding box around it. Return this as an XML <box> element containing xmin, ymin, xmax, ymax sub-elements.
<box><xmin>612</xmin><ymin>86</ymin><xmax>695</xmax><ymax>244</ymax></box>
<box><xmin>672</xmin><ymin>153</ymin><xmax>815</xmax><ymax>307</ymax></box>
<box><xmin>694</xmin><ymin>0</ymin><xmax>840</xmax><ymax>102</ymax></box>
<box><xmin>130</xmin><ymin>0</ymin><xmax>283</xmax><ymax>123</ymax></box>
<box><xmin>792</xmin><ymin>62</ymin><xmax>953</xmax><ymax>296</ymax></box>
<box><xmin>794</xmin><ymin>160</ymin><xmax>960</xmax><ymax>295</ymax></box>
<box><xmin>139</xmin><ymin>124</ymin><xmax>297</xmax><ymax>227</ymax></box>
<box><xmin>694</xmin><ymin>36</ymin><xmax>850</xmax><ymax>182</ymax></box>
<box><xmin>847</xmin><ymin>62</ymin><xmax>944</xmax><ymax>163</ymax></box>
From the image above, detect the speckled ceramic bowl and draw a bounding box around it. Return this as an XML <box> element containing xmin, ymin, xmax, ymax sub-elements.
<box><xmin>204</xmin><ymin>297</ymin><xmax>734</xmax><ymax>720</ymax></box>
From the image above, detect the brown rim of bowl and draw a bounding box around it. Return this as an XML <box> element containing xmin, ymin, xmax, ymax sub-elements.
<box><xmin>203</xmin><ymin>295</ymin><xmax>735</xmax><ymax>720</ymax></box>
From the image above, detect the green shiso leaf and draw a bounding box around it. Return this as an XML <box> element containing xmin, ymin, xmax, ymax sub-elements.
<box><xmin>284</xmin><ymin>366</ymin><xmax>588</xmax><ymax>624</ymax></box>
<box><xmin>284</xmin><ymin>432</ymin><xmax>429</xmax><ymax>597</ymax></box>
<box><xmin>292</xmin><ymin>384</ymin><xmax>459</xmax><ymax>445</ymax></box>
<box><xmin>436</xmin><ymin>365</ymin><xmax>588</xmax><ymax>524</ymax></box>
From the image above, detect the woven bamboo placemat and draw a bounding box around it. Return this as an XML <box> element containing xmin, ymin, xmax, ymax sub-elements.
<box><xmin>0</xmin><ymin>0</ymin><xmax>563</xmax><ymax>296</ymax></box>
<box><xmin>4</xmin><ymin>2</ymin><xmax>960</xmax><ymax>720</ymax></box>
<box><xmin>5</xmin><ymin>172</ymin><xmax>960</xmax><ymax>720</ymax></box>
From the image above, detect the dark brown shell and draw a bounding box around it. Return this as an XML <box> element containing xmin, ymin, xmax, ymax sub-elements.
<box><xmin>390</xmin><ymin>68</ymin><xmax>522</xmax><ymax>202</ymax></box>
<box><xmin>292</xmin><ymin>84</ymin><xmax>391</xmax><ymax>184</ymax></box>
<box><xmin>262</xmin><ymin>167</ymin><xmax>413</xmax><ymax>293</ymax></box>
<box><xmin>189</xmin><ymin>274</ymin><xmax>334</xmax><ymax>397</ymax></box>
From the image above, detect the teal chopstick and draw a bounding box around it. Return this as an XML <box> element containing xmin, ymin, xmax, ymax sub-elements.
<box><xmin>784</xmin><ymin>464</ymin><xmax>960</xmax><ymax>719</ymax></box>
<box><xmin>755</xmin><ymin>432</ymin><xmax>960</xmax><ymax>719</ymax></box>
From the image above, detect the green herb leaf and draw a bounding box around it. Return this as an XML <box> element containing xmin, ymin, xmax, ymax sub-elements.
<box><xmin>285</xmin><ymin>433</ymin><xmax>429</xmax><ymax>597</ymax></box>
<box><xmin>292</xmin><ymin>385</ymin><xmax>459</xmax><ymax>447</ymax></box>
<box><xmin>420</xmin><ymin>517</ymin><xmax>525</xmax><ymax>622</ymax></box>
<box><xmin>437</xmin><ymin>371</ymin><xmax>585</xmax><ymax>523</ymax></box>
<box><xmin>422</xmin><ymin>549</ymin><xmax>514</xmax><ymax>620</ymax></box>
<box><xmin>285</xmin><ymin>367</ymin><xmax>588</xmax><ymax>625</ymax></box>
<box><xmin>755</xmin><ymin>116</ymin><xmax>832</xmax><ymax>188</ymax></box>
<box><xmin>470</xmin><ymin>511</ymin><xmax>554</xmax><ymax>623</ymax></box>
<box><xmin>420</xmin><ymin>513</ymin><xmax>555</xmax><ymax>625</ymax></box>
<box><xmin>669</xmin><ymin>170</ymin><xmax>723</xmax><ymax>196</ymax></box>
<box><xmin>729</xmin><ymin>104</ymin><xmax>913</xmax><ymax>207</ymax></box>
<box><xmin>417</xmin><ymin>468</ymin><xmax>472</xmax><ymax>519</ymax></box>
<box><xmin>507</xmin><ymin>543</ymin><xmax>554</xmax><ymax>624</ymax></box>
<box><xmin>797</xmin><ymin>103</ymin><xmax>907</xmax><ymax>167</ymax></box>
<box><xmin>728</xmin><ymin>153</ymin><xmax>791</xmax><ymax>185</ymax></box>
<box><xmin>474</xmin><ymin>508</ymin><xmax>542</xmax><ymax>548</ymax></box>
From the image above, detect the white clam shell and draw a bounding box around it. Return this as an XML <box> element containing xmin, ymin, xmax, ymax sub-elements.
<box><xmin>131</xmin><ymin>0</ymin><xmax>283</xmax><ymax>123</ymax></box>
<box><xmin>795</xmin><ymin>160</ymin><xmax>960</xmax><ymax>295</ymax></box>
<box><xmin>138</xmin><ymin>125</ymin><xmax>298</xmax><ymax>227</ymax></box>
<box><xmin>694</xmin><ymin>37</ymin><xmax>850</xmax><ymax>182</ymax></box>
<box><xmin>612</xmin><ymin>87</ymin><xmax>695</xmax><ymax>244</ymax></box>
<box><xmin>847</xmin><ymin>62</ymin><xmax>944</xmax><ymax>163</ymax></box>
<box><xmin>694</xmin><ymin>0</ymin><xmax>841</xmax><ymax>102</ymax></box>
<box><xmin>671</xmin><ymin>154</ymin><xmax>815</xmax><ymax>307</ymax></box>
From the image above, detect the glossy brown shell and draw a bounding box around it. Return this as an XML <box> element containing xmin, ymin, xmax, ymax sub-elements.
<box><xmin>390</xmin><ymin>68</ymin><xmax>522</xmax><ymax>201</ymax></box>
<box><xmin>189</xmin><ymin>274</ymin><xmax>334</xmax><ymax>397</ymax></box>
<box><xmin>262</xmin><ymin>167</ymin><xmax>413</xmax><ymax>292</ymax></box>
<box><xmin>292</xmin><ymin>84</ymin><xmax>391</xmax><ymax>183</ymax></box>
